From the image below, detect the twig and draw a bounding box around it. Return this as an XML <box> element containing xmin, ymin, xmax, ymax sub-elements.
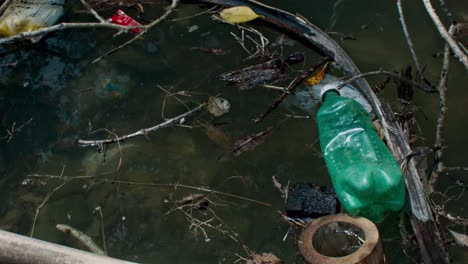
<box><xmin>397</xmin><ymin>0</ymin><xmax>425</xmax><ymax>80</ymax></box>
<box><xmin>0</xmin><ymin>0</ymin><xmax>12</xmax><ymax>15</ymax></box>
<box><xmin>271</xmin><ymin>176</ymin><xmax>287</xmax><ymax>199</ymax></box>
<box><xmin>280</xmin><ymin>113</ymin><xmax>310</xmax><ymax>119</ymax></box>
<box><xmin>31</xmin><ymin>165</ymin><xmax>67</xmax><ymax>237</ymax></box>
<box><xmin>0</xmin><ymin>22</ymin><xmax>135</xmax><ymax>45</ymax></box>
<box><xmin>56</xmin><ymin>224</ymin><xmax>106</xmax><ymax>255</ymax></box>
<box><xmin>422</xmin><ymin>0</ymin><xmax>468</xmax><ymax>70</ymax></box>
<box><xmin>335</xmin><ymin>69</ymin><xmax>437</xmax><ymax>93</ymax></box>
<box><xmin>0</xmin><ymin>61</ymin><xmax>18</xmax><ymax>67</ymax></box>
<box><xmin>0</xmin><ymin>117</ymin><xmax>33</xmax><ymax>143</ymax></box>
<box><xmin>28</xmin><ymin>171</ymin><xmax>269</xmax><ymax>207</ymax></box>
<box><xmin>430</xmin><ymin>24</ymin><xmax>457</xmax><ymax>191</ymax></box>
<box><xmin>438</xmin><ymin>0</ymin><xmax>454</xmax><ymax>23</ymax></box>
<box><xmin>94</xmin><ymin>206</ymin><xmax>107</xmax><ymax>254</ymax></box>
<box><xmin>79</xmin><ymin>0</ymin><xmax>107</xmax><ymax>23</ymax></box>
<box><xmin>91</xmin><ymin>0</ymin><xmax>179</xmax><ymax>63</ymax></box>
<box><xmin>97</xmin><ymin>179</ymin><xmax>272</xmax><ymax>206</ymax></box>
<box><xmin>166</xmin><ymin>195</ymin><xmax>238</xmax><ymax>242</ymax></box>
<box><xmin>431</xmin><ymin>197</ymin><xmax>468</xmax><ymax>226</ymax></box>
<box><xmin>78</xmin><ymin>102</ymin><xmax>205</xmax><ymax>147</ymax></box>
<box><xmin>216</xmin><ymin>11</ymin><xmax>271</xmax><ymax>59</ymax></box>
<box><xmin>262</xmin><ymin>84</ymin><xmax>290</xmax><ymax>93</ymax></box>
<box><xmin>444</xmin><ymin>167</ymin><xmax>468</xmax><ymax>172</ymax></box>
<box><xmin>253</xmin><ymin>58</ymin><xmax>329</xmax><ymax>123</ymax></box>
<box><xmin>168</xmin><ymin>6</ymin><xmax>217</xmax><ymax>22</ymax></box>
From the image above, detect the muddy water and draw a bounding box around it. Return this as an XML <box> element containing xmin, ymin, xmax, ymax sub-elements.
<box><xmin>0</xmin><ymin>0</ymin><xmax>467</xmax><ymax>263</ymax></box>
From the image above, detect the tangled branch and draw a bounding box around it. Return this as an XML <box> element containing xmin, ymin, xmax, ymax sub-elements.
<box><xmin>422</xmin><ymin>0</ymin><xmax>468</xmax><ymax>70</ymax></box>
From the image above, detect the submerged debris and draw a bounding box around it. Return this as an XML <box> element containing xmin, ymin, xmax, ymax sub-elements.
<box><xmin>56</xmin><ymin>224</ymin><xmax>106</xmax><ymax>256</ymax></box>
<box><xmin>231</xmin><ymin>126</ymin><xmax>274</xmax><ymax>156</ymax></box>
<box><xmin>220</xmin><ymin>52</ymin><xmax>304</xmax><ymax>90</ymax></box>
<box><xmin>198</xmin><ymin>121</ymin><xmax>232</xmax><ymax>149</ymax></box>
<box><xmin>207</xmin><ymin>96</ymin><xmax>230</xmax><ymax>117</ymax></box>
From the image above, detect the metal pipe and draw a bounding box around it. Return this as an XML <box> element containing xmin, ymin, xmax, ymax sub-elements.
<box><xmin>0</xmin><ymin>230</ymin><xmax>136</xmax><ymax>264</ymax></box>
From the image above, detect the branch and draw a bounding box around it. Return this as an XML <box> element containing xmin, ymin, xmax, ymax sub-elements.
<box><xmin>397</xmin><ymin>0</ymin><xmax>425</xmax><ymax>79</ymax></box>
<box><xmin>0</xmin><ymin>117</ymin><xmax>33</xmax><ymax>143</ymax></box>
<box><xmin>335</xmin><ymin>69</ymin><xmax>437</xmax><ymax>93</ymax></box>
<box><xmin>430</xmin><ymin>24</ymin><xmax>458</xmax><ymax>191</ymax></box>
<box><xmin>77</xmin><ymin>103</ymin><xmax>205</xmax><ymax>147</ymax></box>
<box><xmin>422</xmin><ymin>0</ymin><xmax>468</xmax><ymax>70</ymax></box>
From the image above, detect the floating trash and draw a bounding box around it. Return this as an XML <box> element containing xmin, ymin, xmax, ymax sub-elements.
<box><xmin>286</xmin><ymin>183</ymin><xmax>340</xmax><ymax>219</ymax></box>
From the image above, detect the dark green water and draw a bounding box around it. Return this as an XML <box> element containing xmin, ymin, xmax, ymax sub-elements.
<box><xmin>0</xmin><ymin>0</ymin><xmax>467</xmax><ymax>263</ymax></box>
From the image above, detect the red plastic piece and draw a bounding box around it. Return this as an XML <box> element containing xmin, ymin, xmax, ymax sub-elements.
<box><xmin>109</xmin><ymin>10</ymin><xmax>143</xmax><ymax>34</ymax></box>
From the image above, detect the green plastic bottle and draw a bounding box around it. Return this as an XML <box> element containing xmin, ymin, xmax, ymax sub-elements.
<box><xmin>317</xmin><ymin>89</ymin><xmax>405</xmax><ymax>222</ymax></box>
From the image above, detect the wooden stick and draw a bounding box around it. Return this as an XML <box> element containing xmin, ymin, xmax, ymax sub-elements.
<box><xmin>0</xmin><ymin>230</ymin><xmax>133</xmax><ymax>264</ymax></box>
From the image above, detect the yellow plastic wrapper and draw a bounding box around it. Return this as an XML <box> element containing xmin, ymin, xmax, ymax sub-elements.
<box><xmin>0</xmin><ymin>0</ymin><xmax>64</xmax><ymax>37</ymax></box>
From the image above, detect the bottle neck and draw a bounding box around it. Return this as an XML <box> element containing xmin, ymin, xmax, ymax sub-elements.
<box><xmin>322</xmin><ymin>89</ymin><xmax>340</xmax><ymax>102</ymax></box>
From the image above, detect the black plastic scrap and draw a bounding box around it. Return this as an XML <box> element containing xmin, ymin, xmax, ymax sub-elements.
<box><xmin>286</xmin><ymin>183</ymin><xmax>340</xmax><ymax>219</ymax></box>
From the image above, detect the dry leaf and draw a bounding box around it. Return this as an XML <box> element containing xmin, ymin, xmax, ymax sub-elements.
<box><xmin>304</xmin><ymin>61</ymin><xmax>329</xmax><ymax>86</ymax></box>
<box><xmin>207</xmin><ymin>96</ymin><xmax>230</xmax><ymax>117</ymax></box>
<box><xmin>449</xmin><ymin>229</ymin><xmax>468</xmax><ymax>247</ymax></box>
<box><xmin>247</xmin><ymin>252</ymin><xmax>282</xmax><ymax>264</ymax></box>
<box><xmin>220</xmin><ymin>6</ymin><xmax>263</xmax><ymax>24</ymax></box>
<box><xmin>231</xmin><ymin>126</ymin><xmax>274</xmax><ymax>156</ymax></box>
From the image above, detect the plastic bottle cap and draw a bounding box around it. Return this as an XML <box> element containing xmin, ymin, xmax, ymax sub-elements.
<box><xmin>319</xmin><ymin>82</ymin><xmax>340</xmax><ymax>101</ymax></box>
